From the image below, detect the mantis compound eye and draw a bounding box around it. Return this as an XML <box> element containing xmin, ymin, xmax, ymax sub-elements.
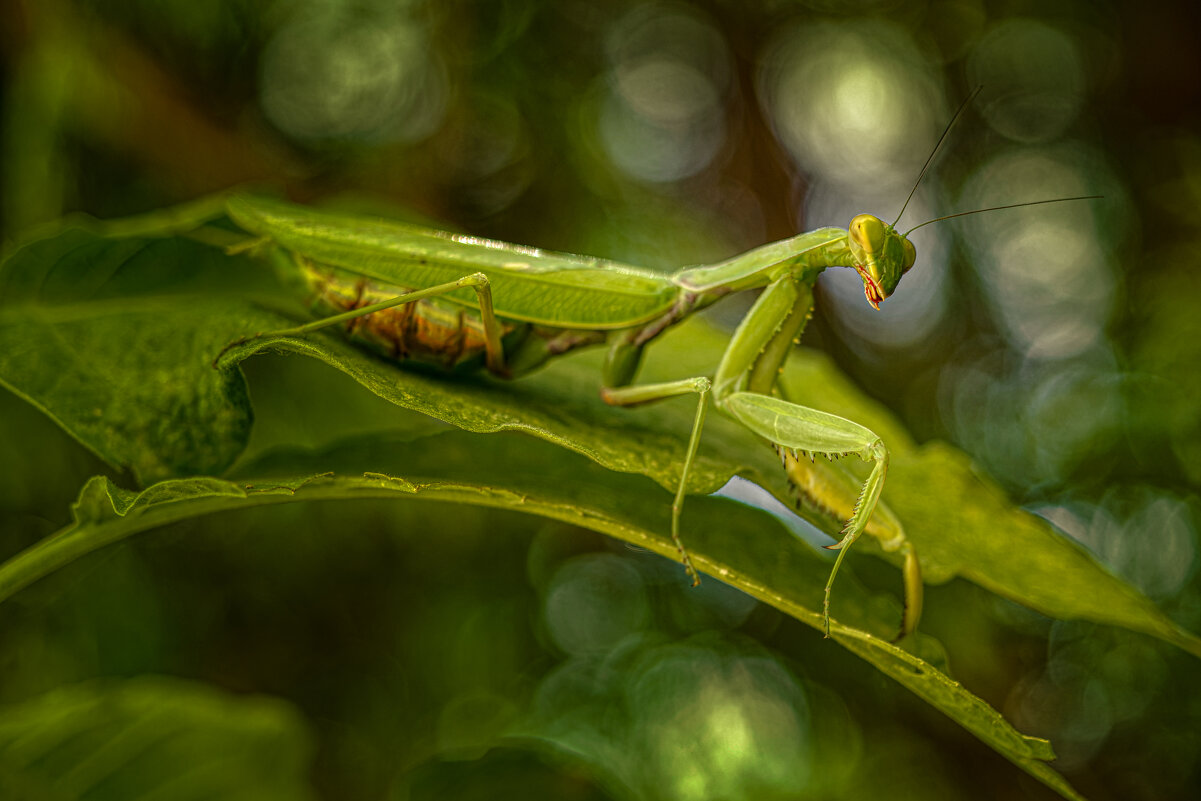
<box><xmin>849</xmin><ymin>214</ymin><xmax>885</xmax><ymax>252</ymax></box>
<box><xmin>901</xmin><ymin>237</ymin><xmax>916</xmax><ymax>273</ymax></box>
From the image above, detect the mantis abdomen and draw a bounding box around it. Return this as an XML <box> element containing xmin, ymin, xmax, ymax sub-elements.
<box><xmin>295</xmin><ymin>256</ymin><xmax>612</xmax><ymax>376</ymax></box>
<box><xmin>299</xmin><ymin>258</ymin><xmax>517</xmax><ymax>371</ymax></box>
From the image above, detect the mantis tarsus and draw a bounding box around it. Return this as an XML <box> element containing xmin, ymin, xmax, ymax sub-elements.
<box><xmin>215</xmin><ymin>95</ymin><xmax>1098</xmax><ymax>640</ymax></box>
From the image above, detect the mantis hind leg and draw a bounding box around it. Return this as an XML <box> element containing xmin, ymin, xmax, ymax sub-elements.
<box><xmin>214</xmin><ymin>271</ymin><xmax>508</xmax><ymax>375</ymax></box>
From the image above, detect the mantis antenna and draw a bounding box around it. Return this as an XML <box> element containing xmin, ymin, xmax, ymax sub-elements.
<box><xmin>892</xmin><ymin>85</ymin><xmax>983</xmax><ymax>227</ymax></box>
<box><xmin>891</xmin><ymin>87</ymin><xmax>1101</xmax><ymax>234</ymax></box>
<box><xmin>903</xmin><ymin>196</ymin><xmax>1103</xmax><ymax>236</ymax></box>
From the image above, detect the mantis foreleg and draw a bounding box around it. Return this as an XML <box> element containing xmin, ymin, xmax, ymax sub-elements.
<box><xmin>601</xmin><ymin>274</ymin><xmax>920</xmax><ymax>639</ymax></box>
<box><xmin>711</xmin><ymin>276</ymin><xmax>919</xmax><ymax>638</ymax></box>
<box><xmin>722</xmin><ymin>391</ymin><xmax>891</xmax><ymax>635</ymax></box>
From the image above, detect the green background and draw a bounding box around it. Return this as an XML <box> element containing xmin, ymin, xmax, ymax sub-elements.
<box><xmin>2</xmin><ymin>1</ymin><xmax>1199</xmax><ymax>799</ymax></box>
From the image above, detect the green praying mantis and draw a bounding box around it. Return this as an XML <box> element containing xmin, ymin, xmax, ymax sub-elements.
<box><xmin>215</xmin><ymin>94</ymin><xmax>1098</xmax><ymax>640</ymax></box>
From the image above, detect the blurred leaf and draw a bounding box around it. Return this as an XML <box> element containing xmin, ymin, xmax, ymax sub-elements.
<box><xmin>395</xmin><ymin>745</ymin><xmax>616</xmax><ymax>801</ymax></box>
<box><xmin>0</xmin><ymin>429</ymin><xmax>1085</xmax><ymax>801</ymax></box>
<box><xmin>1130</xmin><ymin>256</ymin><xmax>1201</xmax><ymax>486</ymax></box>
<box><xmin>887</xmin><ymin>442</ymin><xmax>1201</xmax><ymax>658</ymax></box>
<box><xmin>0</xmin><ymin>675</ymin><xmax>315</xmax><ymax>801</ymax></box>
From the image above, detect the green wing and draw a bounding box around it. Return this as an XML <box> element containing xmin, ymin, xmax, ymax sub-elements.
<box><xmin>226</xmin><ymin>195</ymin><xmax>678</xmax><ymax>329</ymax></box>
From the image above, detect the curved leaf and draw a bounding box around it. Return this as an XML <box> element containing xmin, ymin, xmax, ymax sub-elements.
<box><xmin>0</xmin><ymin>430</ymin><xmax>1084</xmax><ymax>801</ymax></box>
<box><xmin>1</xmin><ymin>219</ymin><xmax>1197</xmax><ymax>661</ymax></box>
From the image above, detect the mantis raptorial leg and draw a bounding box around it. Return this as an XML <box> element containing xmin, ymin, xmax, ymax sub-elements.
<box><xmin>602</xmin><ymin>276</ymin><xmax>903</xmax><ymax>637</ymax></box>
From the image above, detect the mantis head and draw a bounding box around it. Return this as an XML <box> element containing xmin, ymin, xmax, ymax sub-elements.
<box><xmin>840</xmin><ymin>88</ymin><xmax>1097</xmax><ymax>312</ymax></box>
<box><xmin>847</xmin><ymin>214</ymin><xmax>916</xmax><ymax>310</ymax></box>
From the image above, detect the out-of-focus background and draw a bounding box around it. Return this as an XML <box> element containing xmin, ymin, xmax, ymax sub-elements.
<box><xmin>1</xmin><ymin>1</ymin><xmax>1199</xmax><ymax>799</ymax></box>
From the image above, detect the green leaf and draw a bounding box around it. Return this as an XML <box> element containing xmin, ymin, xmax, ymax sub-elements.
<box><xmin>0</xmin><ymin>430</ymin><xmax>1084</xmax><ymax>801</ymax></box>
<box><xmin>2</xmin><ymin>219</ymin><xmax>1197</xmax><ymax>662</ymax></box>
<box><xmin>221</xmin><ymin>313</ymin><xmax>1201</xmax><ymax>661</ymax></box>
<box><xmin>0</xmin><ymin>229</ymin><xmax>278</xmax><ymax>484</ymax></box>
<box><xmin>0</xmin><ymin>675</ymin><xmax>315</xmax><ymax>800</ymax></box>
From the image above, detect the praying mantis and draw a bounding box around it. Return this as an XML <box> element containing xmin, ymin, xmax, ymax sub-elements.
<box><xmin>215</xmin><ymin>94</ymin><xmax>1097</xmax><ymax>640</ymax></box>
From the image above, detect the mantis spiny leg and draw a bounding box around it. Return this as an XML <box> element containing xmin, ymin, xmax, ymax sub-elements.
<box><xmin>711</xmin><ymin>275</ymin><xmax>920</xmax><ymax>638</ymax></box>
<box><xmin>720</xmin><ymin>392</ymin><xmax>893</xmax><ymax>636</ymax></box>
